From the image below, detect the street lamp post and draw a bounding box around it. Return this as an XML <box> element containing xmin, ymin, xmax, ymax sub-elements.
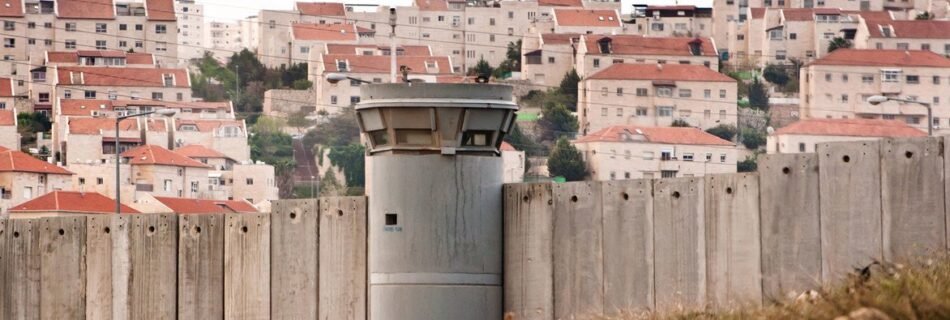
<box><xmin>115</xmin><ymin>109</ymin><xmax>178</xmax><ymax>214</ymax></box>
<box><xmin>868</xmin><ymin>95</ymin><xmax>933</xmax><ymax>136</ymax></box>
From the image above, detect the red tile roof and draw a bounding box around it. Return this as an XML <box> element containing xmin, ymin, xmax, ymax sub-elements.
<box><xmin>68</xmin><ymin>118</ymin><xmax>139</xmax><ymax>135</ymax></box>
<box><xmin>127</xmin><ymin>53</ymin><xmax>156</xmax><ymax>65</ymax></box>
<box><xmin>0</xmin><ymin>109</ymin><xmax>15</xmax><ymax>126</ymax></box>
<box><xmin>847</xmin><ymin>10</ymin><xmax>892</xmax><ymax>21</ymax></box>
<box><xmin>296</xmin><ymin>2</ymin><xmax>346</xmax><ymax>16</ymax></box>
<box><xmin>292</xmin><ymin>23</ymin><xmax>359</xmax><ymax>41</ymax></box>
<box><xmin>57</xmin><ymin>0</ymin><xmax>115</xmax><ymax>19</ymax></box>
<box><xmin>175</xmin><ymin>145</ymin><xmax>230</xmax><ymax>159</ymax></box>
<box><xmin>575</xmin><ymin>125</ymin><xmax>734</xmax><ymax>146</ymax></box>
<box><xmin>143</xmin><ymin>118</ymin><xmax>168</xmax><ymax>132</ymax></box>
<box><xmin>587</xmin><ymin>63</ymin><xmax>736</xmax><ymax>82</ymax></box>
<box><xmin>175</xmin><ymin>119</ymin><xmax>245</xmax><ymax>133</ymax></box>
<box><xmin>0</xmin><ymin>77</ymin><xmax>13</xmax><ymax>97</ymax></box>
<box><xmin>539</xmin><ymin>0</ymin><xmax>583</xmax><ymax>7</ymax></box>
<box><xmin>648</xmin><ymin>5</ymin><xmax>697</xmax><ymax>11</ymax></box>
<box><xmin>0</xmin><ymin>149</ymin><xmax>73</xmax><ymax>175</ymax></box>
<box><xmin>782</xmin><ymin>8</ymin><xmax>840</xmax><ymax>21</ymax></box>
<box><xmin>750</xmin><ymin>8</ymin><xmax>766</xmax><ymax>19</ymax></box>
<box><xmin>773</xmin><ymin>119</ymin><xmax>927</xmax><ymax>138</ymax></box>
<box><xmin>555</xmin><ymin>9</ymin><xmax>622</xmax><ymax>27</ymax></box>
<box><xmin>500</xmin><ymin>141</ymin><xmax>517</xmax><ymax>151</ymax></box>
<box><xmin>415</xmin><ymin>0</ymin><xmax>449</xmax><ymax>11</ymax></box>
<box><xmin>322</xmin><ymin>54</ymin><xmax>455</xmax><ymax>74</ymax></box>
<box><xmin>807</xmin><ymin>49</ymin><xmax>950</xmax><ymax>68</ymax></box>
<box><xmin>10</xmin><ymin>191</ymin><xmax>139</xmax><ymax>214</ymax></box>
<box><xmin>541</xmin><ymin>33</ymin><xmax>581</xmax><ymax>45</ymax></box>
<box><xmin>121</xmin><ymin>145</ymin><xmax>210</xmax><ymax>168</ymax></box>
<box><xmin>60</xmin><ymin>99</ymin><xmax>231</xmax><ymax>116</ymax></box>
<box><xmin>57</xmin><ymin>67</ymin><xmax>190</xmax><ymax>88</ymax></box>
<box><xmin>0</xmin><ymin>0</ymin><xmax>24</xmax><ymax>17</ymax></box>
<box><xmin>325</xmin><ymin>44</ymin><xmax>432</xmax><ymax>56</ymax></box>
<box><xmin>146</xmin><ymin>0</ymin><xmax>177</xmax><ymax>21</ymax></box>
<box><xmin>585</xmin><ymin>35</ymin><xmax>717</xmax><ymax>57</ymax></box>
<box><xmin>47</xmin><ymin>51</ymin><xmax>154</xmax><ymax>65</ymax></box>
<box><xmin>153</xmin><ymin>197</ymin><xmax>259</xmax><ymax>214</ymax></box>
<box><xmin>865</xmin><ymin>20</ymin><xmax>950</xmax><ymax>39</ymax></box>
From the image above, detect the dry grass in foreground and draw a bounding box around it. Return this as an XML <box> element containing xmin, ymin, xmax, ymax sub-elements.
<box><xmin>621</xmin><ymin>255</ymin><xmax>950</xmax><ymax>320</ymax></box>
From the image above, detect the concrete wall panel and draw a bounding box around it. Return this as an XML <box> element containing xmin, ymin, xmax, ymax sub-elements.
<box><xmin>881</xmin><ymin>137</ymin><xmax>947</xmax><ymax>262</ymax></box>
<box><xmin>503</xmin><ymin>183</ymin><xmax>554</xmax><ymax>320</ymax></box>
<box><xmin>553</xmin><ymin>181</ymin><xmax>604</xmax><ymax>319</ymax></box>
<box><xmin>1</xmin><ymin>218</ymin><xmax>40</xmax><ymax>319</ymax></box>
<box><xmin>817</xmin><ymin>141</ymin><xmax>883</xmax><ymax>283</ymax></box>
<box><xmin>126</xmin><ymin>214</ymin><xmax>178</xmax><ymax>319</ymax></box>
<box><xmin>654</xmin><ymin>177</ymin><xmax>705</xmax><ymax>309</ymax></box>
<box><xmin>178</xmin><ymin>214</ymin><xmax>225</xmax><ymax>320</ymax></box>
<box><xmin>271</xmin><ymin>199</ymin><xmax>319</xmax><ymax>320</ymax></box>
<box><xmin>759</xmin><ymin>154</ymin><xmax>822</xmax><ymax>301</ymax></box>
<box><xmin>704</xmin><ymin>173</ymin><xmax>761</xmax><ymax>307</ymax></box>
<box><xmin>225</xmin><ymin>213</ymin><xmax>271</xmax><ymax>319</ymax></box>
<box><xmin>85</xmin><ymin>216</ymin><xmax>114</xmax><ymax>320</ymax></box>
<box><xmin>320</xmin><ymin>197</ymin><xmax>367</xmax><ymax>320</ymax></box>
<box><xmin>39</xmin><ymin>216</ymin><xmax>86</xmax><ymax>319</ymax></box>
<box><xmin>602</xmin><ymin>179</ymin><xmax>654</xmax><ymax>313</ymax></box>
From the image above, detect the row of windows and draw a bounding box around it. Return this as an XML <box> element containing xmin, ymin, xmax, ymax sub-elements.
<box><xmin>875</xmin><ymin>42</ymin><xmax>950</xmax><ymax>54</ymax></box>
<box><xmin>823</xmin><ymin>72</ymin><xmax>946</xmax><ymax>85</ymax></box>
<box><xmin>598</xmin><ymin>87</ymin><xmax>729</xmax><ymax>99</ymax></box>
<box><xmin>598</xmin><ymin>106</ymin><xmax>728</xmax><ymax>119</ymax></box>
<box><xmin>592</xmin><ymin>58</ymin><xmax>713</xmax><ymax>69</ymax></box>
<box><xmin>824</xmin><ymin>93</ymin><xmax>944</xmax><ymax>106</ymax></box>
<box><xmin>596</xmin><ymin>148</ymin><xmax>729</xmax><ymax>163</ymax></box>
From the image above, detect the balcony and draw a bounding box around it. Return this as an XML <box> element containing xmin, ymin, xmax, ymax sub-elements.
<box><xmin>135</xmin><ymin>184</ymin><xmax>154</xmax><ymax>192</ymax></box>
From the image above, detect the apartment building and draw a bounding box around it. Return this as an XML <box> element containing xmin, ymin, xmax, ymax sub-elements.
<box><xmin>0</xmin><ymin>109</ymin><xmax>18</xmax><ymax>150</ymax></box>
<box><xmin>0</xmin><ymin>0</ymin><xmax>179</xmax><ymax>71</ymax></box>
<box><xmin>0</xmin><ymin>77</ymin><xmax>18</xmax><ymax>114</ymax></box>
<box><xmin>551</xmin><ymin>8</ymin><xmax>627</xmax><ymax>34</ymax></box>
<box><xmin>575</xmin><ymin>34</ymin><xmax>719</xmax><ymax>78</ymax></box>
<box><xmin>628</xmin><ymin>5</ymin><xmax>714</xmax><ymax>38</ymax></box>
<box><xmin>742</xmin><ymin>8</ymin><xmax>860</xmax><ymax>66</ymax></box>
<box><xmin>855</xmin><ymin>19</ymin><xmax>950</xmax><ymax>56</ymax></box>
<box><xmin>521</xmin><ymin>33</ymin><xmax>580</xmax><ymax>88</ymax></box>
<box><xmin>48</xmin><ymin>66</ymin><xmax>191</xmax><ymax>104</ymax></box>
<box><xmin>8</xmin><ymin>190</ymin><xmax>138</xmax><ymax>218</ymax></box>
<box><xmin>44</xmin><ymin>50</ymin><xmax>157</xmax><ymax>67</ymax></box>
<box><xmin>312</xmin><ymin>53</ymin><xmax>457</xmax><ymax>114</ymax></box>
<box><xmin>134</xmin><ymin>195</ymin><xmax>259</xmax><ymax>214</ymax></box>
<box><xmin>240</xmin><ymin>16</ymin><xmax>260</xmax><ymax>52</ymax></box>
<box><xmin>172</xmin><ymin>119</ymin><xmax>250</xmax><ymax>162</ymax></box>
<box><xmin>574</xmin><ymin>125</ymin><xmax>737</xmax><ymax>180</ymax></box>
<box><xmin>175</xmin><ymin>0</ymin><xmax>204</xmax><ymax>61</ymax></box>
<box><xmin>800</xmin><ymin>49</ymin><xmax>950</xmax><ymax>133</ymax></box>
<box><xmin>501</xmin><ymin>142</ymin><xmax>525</xmax><ymax>183</ymax></box>
<box><xmin>258</xmin><ymin>2</ymin><xmax>348</xmax><ymax>67</ymax></box>
<box><xmin>61</xmin><ymin>117</ymin><xmax>169</xmax><ymax>164</ymax></box>
<box><xmin>120</xmin><ymin>144</ymin><xmax>210</xmax><ymax>199</ymax></box>
<box><xmin>206</xmin><ymin>20</ymin><xmax>246</xmax><ymax>61</ymax></box>
<box><xmin>0</xmin><ymin>146</ymin><xmax>73</xmax><ymax>213</ymax></box>
<box><xmin>291</xmin><ymin>23</ymin><xmax>364</xmax><ymax>65</ymax></box>
<box><xmin>766</xmin><ymin>118</ymin><xmax>925</xmax><ymax>153</ymax></box>
<box><xmin>578</xmin><ymin>63</ymin><xmax>738</xmax><ymax>135</ymax></box>
<box><xmin>175</xmin><ymin>144</ymin><xmax>278</xmax><ymax>204</ymax></box>
<box><xmin>57</xmin><ymin>99</ymin><xmax>234</xmax><ymax>121</ymax></box>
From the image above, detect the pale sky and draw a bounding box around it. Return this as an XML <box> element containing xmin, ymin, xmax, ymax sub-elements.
<box><xmin>198</xmin><ymin>0</ymin><xmax>714</xmax><ymax>22</ymax></box>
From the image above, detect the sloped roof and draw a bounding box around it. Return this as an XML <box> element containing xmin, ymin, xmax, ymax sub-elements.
<box><xmin>47</xmin><ymin>51</ymin><xmax>155</xmax><ymax>65</ymax></box>
<box><xmin>541</xmin><ymin>33</ymin><xmax>581</xmax><ymax>45</ymax></box>
<box><xmin>60</xmin><ymin>99</ymin><xmax>231</xmax><ymax>116</ymax></box>
<box><xmin>296</xmin><ymin>2</ymin><xmax>346</xmax><ymax>16</ymax></box>
<box><xmin>121</xmin><ymin>145</ymin><xmax>210</xmax><ymax>168</ymax></box>
<box><xmin>325</xmin><ymin>44</ymin><xmax>432</xmax><ymax>56</ymax></box>
<box><xmin>68</xmin><ymin>118</ymin><xmax>139</xmax><ymax>135</ymax></box>
<box><xmin>175</xmin><ymin>145</ymin><xmax>231</xmax><ymax>159</ymax></box>
<box><xmin>865</xmin><ymin>20</ymin><xmax>950</xmax><ymax>39</ymax></box>
<box><xmin>10</xmin><ymin>191</ymin><xmax>139</xmax><ymax>214</ymax></box>
<box><xmin>500</xmin><ymin>141</ymin><xmax>517</xmax><ymax>151</ymax></box>
<box><xmin>292</xmin><ymin>23</ymin><xmax>359</xmax><ymax>41</ymax></box>
<box><xmin>539</xmin><ymin>0</ymin><xmax>583</xmax><ymax>7</ymax></box>
<box><xmin>0</xmin><ymin>77</ymin><xmax>14</xmax><ymax>97</ymax></box>
<box><xmin>0</xmin><ymin>150</ymin><xmax>73</xmax><ymax>175</ymax></box>
<box><xmin>587</xmin><ymin>63</ymin><xmax>735</xmax><ymax>82</ymax></box>
<box><xmin>153</xmin><ymin>197</ymin><xmax>259</xmax><ymax>214</ymax></box>
<box><xmin>415</xmin><ymin>0</ymin><xmax>449</xmax><ymax>11</ymax></box>
<box><xmin>322</xmin><ymin>54</ymin><xmax>455</xmax><ymax>74</ymax></box>
<box><xmin>555</xmin><ymin>9</ymin><xmax>622</xmax><ymax>27</ymax></box>
<box><xmin>57</xmin><ymin>67</ymin><xmax>190</xmax><ymax>88</ymax></box>
<box><xmin>146</xmin><ymin>0</ymin><xmax>177</xmax><ymax>21</ymax></box>
<box><xmin>175</xmin><ymin>119</ymin><xmax>245</xmax><ymax>133</ymax></box>
<box><xmin>0</xmin><ymin>109</ymin><xmax>15</xmax><ymax>126</ymax></box>
<box><xmin>0</xmin><ymin>0</ymin><xmax>23</xmax><ymax>17</ymax></box>
<box><xmin>773</xmin><ymin>119</ymin><xmax>927</xmax><ymax>138</ymax></box>
<box><xmin>585</xmin><ymin>35</ymin><xmax>717</xmax><ymax>57</ymax></box>
<box><xmin>782</xmin><ymin>8</ymin><xmax>840</xmax><ymax>21</ymax></box>
<box><xmin>807</xmin><ymin>49</ymin><xmax>950</xmax><ymax>68</ymax></box>
<box><xmin>57</xmin><ymin>0</ymin><xmax>114</xmax><ymax>19</ymax></box>
<box><xmin>575</xmin><ymin>125</ymin><xmax>734</xmax><ymax>146</ymax></box>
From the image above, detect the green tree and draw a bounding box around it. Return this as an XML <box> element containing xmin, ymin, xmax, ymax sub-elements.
<box><xmin>547</xmin><ymin>138</ymin><xmax>586</xmax><ymax>181</ymax></box>
<box><xmin>740</xmin><ymin>128</ymin><xmax>766</xmax><ymax>150</ymax></box>
<box><xmin>249</xmin><ymin>127</ymin><xmax>296</xmax><ymax>198</ymax></box>
<box><xmin>287</xmin><ymin>110</ymin><xmax>315</xmax><ymax>133</ymax></box>
<box><xmin>705</xmin><ymin>124</ymin><xmax>738</xmax><ymax>141</ymax></box>
<box><xmin>763</xmin><ymin>64</ymin><xmax>790</xmax><ymax>86</ymax></box>
<box><xmin>748</xmin><ymin>79</ymin><xmax>769</xmax><ymax>110</ymax></box>
<box><xmin>303</xmin><ymin>107</ymin><xmax>361</xmax><ymax>148</ymax></box>
<box><xmin>506</xmin><ymin>40</ymin><xmax>522</xmax><ymax>71</ymax></box>
<box><xmin>226</xmin><ymin>49</ymin><xmax>266</xmax><ymax>88</ymax></box>
<box><xmin>558</xmin><ymin>69</ymin><xmax>581</xmax><ymax>108</ymax></box>
<box><xmin>292</xmin><ymin>79</ymin><xmax>313</xmax><ymax>90</ymax></box>
<box><xmin>504</xmin><ymin>122</ymin><xmax>546</xmax><ymax>156</ymax></box>
<box><xmin>328</xmin><ymin>144</ymin><xmax>366</xmax><ymax>188</ymax></box>
<box><xmin>827</xmin><ymin>37</ymin><xmax>852</xmax><ymax>53</ymax></box>
<box><xmin>671</xmin><ymin>119</ymin><xmax>692</xmax><ymax>127</ymax></box>
<box><xmin>318</xmin><ymin>170</ymin><xmax>343</xmax><ymax>196</ymax></box>
<box><xmin>537</xmin><ymin>103</ymin><xmax>579</xmax><ymax>142</ymax></box>
<box><xmin>472</xmin><ymin>58</ymin><xmax>494</xmax><ymax>79</ymax></box>
<box><xmin>916</xmin><ymin>11</ymin><xmax>934</xmax><ymax>20</ymax></box>
<box><xmin>737</xmin><ymin>156</ymin><xmax>758</xmax><ymax>172</ymax></box>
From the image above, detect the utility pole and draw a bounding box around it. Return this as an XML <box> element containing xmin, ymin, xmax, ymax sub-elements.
<box><xmin>235</xmin><ymin>65</ymin><xmax>240</xmax><ymax>103</ymax></box>
<box><xmin>389</xmin><ymin>8</ymin><xmax>397</xmax><ymax>83</ymax></box>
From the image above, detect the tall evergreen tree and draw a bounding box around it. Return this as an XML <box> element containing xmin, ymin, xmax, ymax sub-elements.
<box><xmin>547</xmin><ymin>138</ymin><xmax>586</xmax><ymax>181</ymax></box>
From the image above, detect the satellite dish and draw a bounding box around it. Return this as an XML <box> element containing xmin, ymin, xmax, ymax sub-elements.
<box><xmin>766</xmin><ymin>126</ymin><xmax>775</xmax><ymax>134</ymax></box>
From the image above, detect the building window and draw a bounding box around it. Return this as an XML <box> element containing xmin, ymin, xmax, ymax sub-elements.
<box><xmin>95</xmin><ymin>40</ymin><xmax>106</xmax><ymax>50</ymax></box>
<box><xmin>683</xmin><ymin>153</ymin><xmax>694</xmax><ymax>161</ymax></box>
<box><xmin>3</xmin><ymin>21</ymin><xmax>13</xmax><ymax>31</ymax></box>
<box><xmin>548</xmin><ymin>57</ymin><xmax>555</xmax><ymax>63</ymax></box>
<box><xmin>658</xmin><ymin>106</ymin><xmax>673</xmax><ymax>117</ymax></box>
<box><xmin>64</xmin><ymin>90</ymin><xmax>72</xmax><ymax>99</ymax></box>
<box><xmin>38</xmin><ymin>93</ymin><xmax>50</xmax><ymax>103</ymax></box>
<box><xmin>719</xmin><ymin>89</ymin><xmax>726</xmax><ymax>99</ymax></box>
<box><xmin>825</xmin><ymin>73</ymin><xmax>833</xmax><ymax>82</ymax></box>
<box><xmin>84</xmin><ymin>90</ymin><xmax>96</xmax><ymax>99</ymax></box>
<box><xmin>656</xmin><ymin>87</ymin><xmax>673</xmax><ymax>97</ymax></box>
<box><xmin>799</xmin><ymin>143</ymin><xmax>806</xmax><ymax>152</ymax></box>
<box><xmin>350</xmin><ymin>96</ymin><xmax>360</xmax><ymax>104</ymax></box>
<box><xmin>661</xmin><ymin>171</ymin><xmax>677</xmax><ymax>178</ymax></box>
<box><xmin>636</xmin><ymin>107</ymin><xmax>648</xmax><ymax>116</ymax></box>
<box><xmin>109</xmin><ymin>91</ymin><xmax>117</xmax><ymax>100</ymax></box>
<box><xmin>2</xmin><ymin>38</ymin><xmax>13</xmax><ymax>48</ymax></box>
<box><xmin>155</xmin><ymin>24</ymin><xmax>167</xmax><ymax>34</ymax></box>
<box><xmin>862</xmin><ymin>74</ymin><xmax>874</xmax><ymax>83</ymax></box>
<box><xmin>135</xmin><ymin>41</ymin><xmax>143</xmax><ymax>48</ymax></box>
<box><xmin>163</xmin><ymin>180</ymin><xmax>172</xmax><ymax>191</ymax></box>
<box><xmin>704</xmin><ymin>89</ymin><xmax>711</xmax><ymax>98</ymax></box>
<box><xmin>96</xmin><ymin>23</ymin><xmax>107</xmax><ymax>33</ymax></box>
<box><xmin>897</xmin><ymin>43</ymin><xmax>909</xmax><ymax>50</ymax></box>
<box><xmin>152</xmin><ymin>92</ymin><xmax>164</xmax><ymax>100</ymax></box>
<box><xmin>789</xmin><ymin>33</ymin><xmax>797</xmax><ymax>40</ymax></box>
<box><xmin>636</xmin><ymin>88</ymin><xmax>648</xmax><ymax>97</ymax></box>
<box><xmin>66</xmin><ymin>22</ymin><xmax>77</xmax><ymax>31</ymax></box>
<box><xmin>775</xmin><ymin>50</ymin><xmax>786</xmax><ymax>60</ymax></box>
<box><xmin>79</xmin><ymin>178</ymin><xmax>85</xmax><ymax>185</ymax></box>
<box><xmin>616</xmin><ymin>108</ymin><xmax>623</xmax><ymax>117</ymax></box>
<box><xmin>841</xmin><ymin>94</ymin><xmax>848</xmax><ymax>103</ymax></box>
<box><xmin>933</xmin><ymin>76</ymin><xmax>941</xmax><ymax>85</ymax></box>
<box><xmin>246</xmin><ymin>178</ymin><xmax>254</xmax><ymax>185</ymax></box>
<box><xmin>119</xmin><ymin>40</ymin><xmax>127</xmax><ymax>47</ymax></box>
<box><xmin>720</xmin><ymin>154</ymin><xmax>727</xmax><ymax>163</ymax></box>
<box><xmin>27</xmin><ymin>22</ymin><xmax>34</xmax><ymax>29</ymax></box>
<box><xmin>593</xmin><ymin>59</ymin><xmax>600</xmax><ymax>68</ymax></box>
<box><xmin>616</xmin><ymin>88</ymin><xmax>623</xmax><ymax>96</ymax></box>
<box><xmin>906</xmin><ymin>75</ymin><xmax>920</xmax><ymax>84</ymax></box>
<box><xmin>678</xmin><ymin>89</ymin><xmax>691</xmax><ymax>98</ymax></box>
<box><xmin>882</xmin><ymin>70</ymin><xmax>900</xmax><ymax>83</ymax></box>
<box><xmin>719</xmin><ymin>110</ymin><xmax>726</xmax><ymax>119</ymax></box>
<box><xmin>119</xmin><ymin>24</ymin><xmax>127</xmax><ymax>31</ymax></box>
<box><xmin>331</xmin><ymin>96</ymin><xmax>338</xmax><ymax>105</ymax></box>
<box><xmin>600</xmin><ymin>108</ymin><xmax>607</xmax><ymax>116</ymax></box>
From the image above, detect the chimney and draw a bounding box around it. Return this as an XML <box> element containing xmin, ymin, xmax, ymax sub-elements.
<box><xmin>657</xmin><ymin>63</ymin><xmax>663</xmax><ymax>70</ymax></box>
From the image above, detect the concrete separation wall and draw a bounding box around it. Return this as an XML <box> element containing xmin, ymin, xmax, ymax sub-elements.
<box><xmin>504</xmin><ymin>137</ymin><xmax>950</xmax><ymax>317</ymax></box>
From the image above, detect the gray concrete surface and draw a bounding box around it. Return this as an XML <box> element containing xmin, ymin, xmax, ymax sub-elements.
<box><xmin>224</xmin><ymin>213</ymin><xmax>271</xmax><ymax>319</ymax></box>
<box><xmin>553</xmin><ymin>181</ymin><xmax>604</xmax><ymax>319</ymax></box>
<box><xmin>85</xmin><ymin>216</ymin><xmax>113</xmax><ymax>320</ymax></box>
<box><xmin>602</xmin><ymin>179</ymin><xmax>654</xmax><ymax>314</ymax></box>
<box><xmin>270</xmin><ymin>199</ymin><xmax>320</xmax><ymax>320</ymax></box>
<box><xmin>126</xmin><ymin>214</ymin><xmax>177</xmax><ymax>320</ymax></box>
<box><xmin>39</xmin><ymin>216</ymin><xmax>86</xmax><ymax>319</ymax></box>
<box><xmin>881</xmin><ymin>137</ymin><xmax>947</xmax><ymax>262</ymax></box>
<box><xmin>503</xmin><ymin>183</ymin><xmax>554</xmax><ymax>320</ymax></box>
<box><xmin>178</xmin><ymin>214</ymin><xmax>225</xmax><ymax>319</ymax></box>
<box><xmin>654</xmin><ymin>177</ymin><xmax>706</xmax><ymax>310</ymax></box>
<box><xmin>704</xmin><ymin>173</ymin><xmax>762</xmax><ymax>307</ymax></box>
<box><xmin>320</xmin><ymin>197</ymin><xmax>367</xmax><ymax>320</ymax></box>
